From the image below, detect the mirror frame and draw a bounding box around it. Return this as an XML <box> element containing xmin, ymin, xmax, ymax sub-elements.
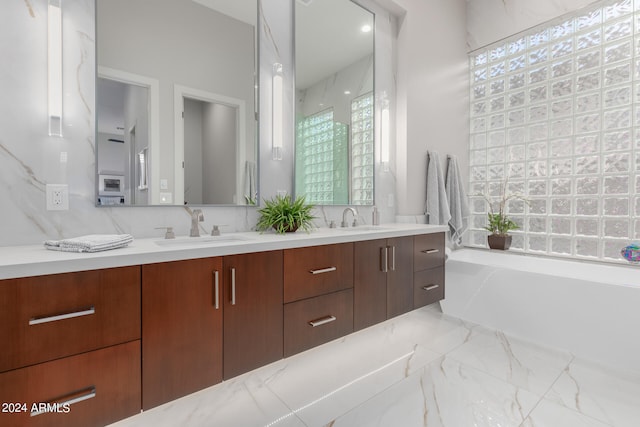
<box><xmin>94</xmin><ymin>0</ymin><xmax>260</xmax><ymax>207</ymax></box>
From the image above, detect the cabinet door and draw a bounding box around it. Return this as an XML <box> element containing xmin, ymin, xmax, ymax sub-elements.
<box><xmin>386</xmin><ymin>236</ymin><xmax>414</xmax><ymax>318</ymax></box>
<box><xmin>284</xmin><ymin>289</ymin><xmax>354</xmax><ymax>357</ymax></box>
<box><xmin>223</xmin><ymin>251</ymin><xmax>283</xmax><ymax>379</ymax></box>
<box><xmin>414</xmin><ymin>267</ymin><xmax>445</xmax><ymax>309</ymax></box>
<box><xmin>0</xmin><ymin>266</ymin><xmax>140</xmax><ymax>373</ymax></box>
<box><xmin>414</xmin><ymin>233</ymin><xmax>445</xmax><ymax>271</ymax></box>
<box><xmin>354</xmin><ymin>239</ymin><xmax>387</xmax><ymax>331</ymax></box>
<box><xmin>283</xmin><ymin>243</ymin><xmax>353</xmax><ymax>303</ymax></box>
<box><xmin>142</xmin><ymin>257</ymin><xmax>223</xmax><ymax>409</ymax></box>
<box><xmin>0</xmin><ymin>341</ymin><xmax>140</xmax><ymax>427</ymax></box>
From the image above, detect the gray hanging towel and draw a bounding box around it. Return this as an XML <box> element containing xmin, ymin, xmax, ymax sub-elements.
<box><xmin>445</xmin><ymin>155</ymin><xmax>470</xmax><ymax>247</ymax></box>
<box><xmin>424</xmin><ymin>151</ymin><xmax>451</xmax><ymax>226</ymax></box>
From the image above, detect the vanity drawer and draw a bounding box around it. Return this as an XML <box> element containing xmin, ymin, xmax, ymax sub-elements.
<box><xmin>284</xmin><ymin>289</ymin><xmax>354</xmax><ymax>357</ymax></box>
<box><xmin>413</xmin><ymin>267</ymin><xmax>445</xmax><ymax>308</ymax></box>
<box><xmin>0</xmin><ymin>340</ymin><xmax>141</xmax><ymax>427</ymax></box>
<box><xmin>0</xmin><ymin>266</ymin><xmax>141</xmax><ymax>373</ymax></box>
<box><xmin>414</xmin><ymin>233</ymin><xmax>445</xmax><ymax>272</ymax></box>
<box><xmin>284</xmin><ymin>243</ymin><xmax>354</xmax><ymax>303</ymax></box>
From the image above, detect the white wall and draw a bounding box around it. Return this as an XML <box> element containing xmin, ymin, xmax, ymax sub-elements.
<box><xmin>466</xmin><ymin>0</ymin><xmax>601</xmax><ymax>51</ymax></box>
<box><xmin>184</xmin><ymin>99</ymin><xmax>204</xmax><ymax>204</ymax></box>
<box><xmin>203</xmin><ymin>103</ymin><xmax>237</xmax><ymax>204</ymax></box>
<box><xmin>392</xmin><ymin>0</ymin><xmax>470</xmax><ymax>218</ymax></box>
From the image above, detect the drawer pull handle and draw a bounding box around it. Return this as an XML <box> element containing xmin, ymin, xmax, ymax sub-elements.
<box><xmin>308</xmin><ymin>315</ymin><xmax>337</xmax><ymax>327</ymax></box>
<box><xmin>389</xmin><ymin>245</ymin><xmax>396</xmax><ymax>271</ymax></box>
<box><xmin>422</xmin><ymin>284</ymin><xmax>440</xmax><ymax>291</ymax></box>
<box><xmin>421</xmin><ymin>249</ymin><xmax>440</xmax><ymax>254</ymax></box>
<box><xmin>231</xmin><ymin>267</ymin><xmax>236</xmax><ymax>306</ymax></box>
<box><xmin>31</xmin><ymin>386</ymin><xmax>96</xmax><ymax>417</ymax></box>
<box><xmin>29</xmin><ymin>306</ymin><xmax>95</xmax><ymax>326</ymax></box>
<box><xmin>309</xmin><ymin>266</ymin><xmax>337</xmax><ymax>275</ymax></box>
<box><xmin>213</xmin><ymin>270</ymin><xmax>220</xmax><ymax>310</ymax></box>
<box><xmin>381</xmin><ymin>247</ymin><xmax>388</xmax><ymax>272</ymax></box>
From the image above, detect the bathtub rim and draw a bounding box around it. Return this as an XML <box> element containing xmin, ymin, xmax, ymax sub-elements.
<box><xmin>449</xmin><ymin>247</ymin><xmax>640</xmax><ymax>288</ymax></box>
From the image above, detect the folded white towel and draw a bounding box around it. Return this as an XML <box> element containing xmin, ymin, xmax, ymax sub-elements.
<box><xmin>424</xmin><ymin>151</ymin><xmax>451</xmax><ymax>226</ymax></box>
<box><xmin>44</xmin><ymin>234</ymin><xmax>133</xmax><ymax>253</ymax></box>
<box><xmin>445</xmin><ymin>155</ymin><xmax>470</xmax><ymax>247</ymax></box>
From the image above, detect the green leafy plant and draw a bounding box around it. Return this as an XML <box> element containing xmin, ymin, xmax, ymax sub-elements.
<box><xmin>479</xmin><ymin>178</ymin><xmax>528</xmax><ymax>236</ymax></box>
<box><xmin>256</xmin><ymin>194</ymin><xmax>315</xmax><ymax>234</ymax></box>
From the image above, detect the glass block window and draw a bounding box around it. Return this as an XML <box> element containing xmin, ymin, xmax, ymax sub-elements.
<box><xmin>296</xmin><ymin>110</ymin><xmax>349</xmax><ymax>204</ymax></box>
<box><xmin>351</xmin><ymin>93</ymin><xmax>374</xmax><ymax>205</ymax></box>
<box><xmin>468</xmin><ymin>0</ymin><xmax>639</xmax><ymax>262</ymax></box>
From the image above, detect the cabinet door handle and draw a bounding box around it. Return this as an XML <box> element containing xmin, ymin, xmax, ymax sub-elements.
<box><xmin>389</xmin><ymin>245</ymin><xmax>396</xmax><ymax>271</ymax></box>
<box><xmin>309</xmin><ymin>266</ymin><xmax>337</xmax><ymax>275</ymax></box>
<box><xmin>30</xmin><ymin>386</ymin><xmax>96</xmax><ymax>417</ymax></box>
<box><xmin>421</xmin><ymin>249</ymin><xmax>440</xmax><ymax>254</ymax></box>
<box><xmin>230</xmin><ymin>267</ymin><xmax>236</xmax><ymax>305</ymax></box>
<box><xmin>381</xmin><ymin>247</ymin><xmax>388</xmax><ymax>272</ymax></box>
<box><xmin>213</xmin><ymin>270</ymin><xmax>220</xmax><ymax>310</ymax></box>
<box><xmin>29</xmin><ymin>306</ymin><xmax>95</xmax><ymax>326</ymax></box>
<box><xmin>422</xmin><ymin>284</ymin><xmax>440</xmax><ymax>291</ymax></box>
<box><xmin>308</xmin><ymin>315</ymin><xmax>337</xmax><ymax>327</ymax></box>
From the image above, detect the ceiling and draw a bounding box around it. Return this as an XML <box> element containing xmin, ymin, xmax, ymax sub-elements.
<box><xmin>97</xmin><ymin>0</ymin><xmax>374</xmax><ymax>134</ymax></box>
<box><xmin>295</xmin><ymin>0</ymin><xmax>374</xmax><ymax>90</ymax></box>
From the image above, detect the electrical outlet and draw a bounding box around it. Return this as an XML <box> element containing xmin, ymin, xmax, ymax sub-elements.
<box><xmin>46</xmin><ymin>184</ymin><xmax>69</xmax><ymax>211</ymax></box>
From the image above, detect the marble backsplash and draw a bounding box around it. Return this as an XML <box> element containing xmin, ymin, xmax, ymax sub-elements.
<box><xmin>0</xmin><ymin>0</ymin><xmax>397</xmax><ymax>247</ymax></box>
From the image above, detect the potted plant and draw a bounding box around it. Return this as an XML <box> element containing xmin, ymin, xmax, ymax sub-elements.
<box><xmin>480</xmin><ymin>180</ymin><xmax>527</xmax><ymax>250</ymax></box>
<box><xmin>256</xmin><ymin>194</ymin><xmax>316</xmax><ymax>234</ymax></box>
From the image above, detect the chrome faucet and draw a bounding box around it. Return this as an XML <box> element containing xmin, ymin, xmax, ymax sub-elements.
<box><xmin>341</xmin><ymin>207</ymin><xmax>358</xmax><ymax>228</ymax></box>
<box><xmin>190</xmin><ymin>209</ymin><xmax>204</xmax><ymax>237</ymax></box>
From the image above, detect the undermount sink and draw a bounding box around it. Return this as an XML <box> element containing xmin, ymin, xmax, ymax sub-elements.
<box><xmin>336</xmin><ymin>226</ymin><xmax>390</xmax><ymax>232</ymax></box>
<box><xmin>155</xmin><ymin>235</ymin><xmax>250</xmax><ymax>246</ymax></box>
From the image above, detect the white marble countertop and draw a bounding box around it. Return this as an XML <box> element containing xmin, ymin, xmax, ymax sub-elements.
<box><xmin>0</xmin><ymin>224</ymin><xmax>447</xmax><ymax>280</ymax></box>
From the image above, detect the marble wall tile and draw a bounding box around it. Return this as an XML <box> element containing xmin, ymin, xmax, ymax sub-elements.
<box><xmin>1</xmin><ymin>0</ymin><xmax>399</xmax><ymax>247</ymax></box>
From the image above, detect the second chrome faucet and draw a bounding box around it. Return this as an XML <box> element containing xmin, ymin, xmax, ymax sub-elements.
<box><xmin>190</xmin><ymin>209</ymin><xmax>204</xmax><ymax>237</ymax></box>
<box><xmin>341</xmin><ymin>207</ymin><xmax>358</xmax><ymax>228</ymax></box>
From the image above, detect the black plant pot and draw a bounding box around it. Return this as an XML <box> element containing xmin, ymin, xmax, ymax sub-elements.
<box><xmin>487</xmin><ymin>234</ymin><xmax>512</xmax><ymax>250</ymax></box>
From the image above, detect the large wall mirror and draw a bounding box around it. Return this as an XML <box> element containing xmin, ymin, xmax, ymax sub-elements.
<box><xmin>294</xmin><ymin>0</ymin><xmax>374</xmax><ymax>205</ymax></box>
<box><xmin>96</xmin><ymin>0</ymin><xmax>258</xmax><ymax>206</ymax></box>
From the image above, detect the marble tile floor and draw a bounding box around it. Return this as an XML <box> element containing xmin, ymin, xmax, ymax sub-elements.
<box><xmin>109</xmin><ymin>305</ymin><xmax>640</xmax><ymax>427</ymax></box>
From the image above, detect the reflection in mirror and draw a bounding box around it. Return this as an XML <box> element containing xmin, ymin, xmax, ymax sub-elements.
<box><xmin>295</xmin><ymin>0</ymin><xmax>374</xmax><ymax>205</ymax></box>
<box><xmin>96</xmin><ymin>0</ymin><xmax>258</xmax><ymax>206</ymax></box>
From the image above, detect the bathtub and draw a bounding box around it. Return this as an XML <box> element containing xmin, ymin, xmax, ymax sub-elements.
<box><xmin>442</xmin><ymin>249</ymin><xmax>640</xmax><ymax>373</ymax></box>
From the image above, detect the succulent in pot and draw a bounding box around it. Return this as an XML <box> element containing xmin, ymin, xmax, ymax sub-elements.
<box><xmin>256</xmin><ymin>194</ymin><xmax>315</xmax><ymax>234</ymax></box>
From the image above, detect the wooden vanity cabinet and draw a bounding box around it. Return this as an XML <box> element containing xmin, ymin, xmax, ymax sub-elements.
<box><xmin>354</xmin><ymin>236</ymin><xmax>414</xmax><ymax>330</ymax></box>
<box><xmin>0</xmin><ymin>266</ymin><xmax>141</xmax><ymax>427</ymax></box>
<box><xmin>223</xmin><ymin>251</ymin><xmax>283</xmax><ymax>379</ymax></box>
<box><xmin>141</xmin><ymin>257</ymin><xmax>224</xmax><ymax>410</ymax></box>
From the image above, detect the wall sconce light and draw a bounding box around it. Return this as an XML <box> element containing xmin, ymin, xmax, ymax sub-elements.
<box><xmin>272</xmin><ymin>63</ymin><xmax>283</xmax><ymax>160</ymax></box>
<box><xmin>381</xmin><ymin>106</ymin><xmax>390</xmax><ymax>171</ymax></box>
<box><xmin>48</xmin><ymin>0</ymin><xmax>63</xmax><ymax>137</ymax></box>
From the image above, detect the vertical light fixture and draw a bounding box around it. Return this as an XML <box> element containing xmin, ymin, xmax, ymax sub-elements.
<box><xmin>272</xmin><ymin>63</ymin><xmax>283</xmax><ymax>160</ymax></box>
<box><xmin>381</xmin><ymin>106</ymin><xmax>390</xmax><ymax>171</ymax></box>
<box><xmin>48</xmin><ymin>0</ymin><xmax>63</xmax><ymax>137</ymax></box>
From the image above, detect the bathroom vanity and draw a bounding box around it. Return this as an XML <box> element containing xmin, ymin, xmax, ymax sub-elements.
<box><xmin>0</xmin><ymin>225</ymin><xmax>445</xmax><ymax>427</ymax></box>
